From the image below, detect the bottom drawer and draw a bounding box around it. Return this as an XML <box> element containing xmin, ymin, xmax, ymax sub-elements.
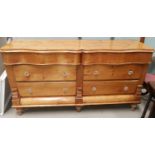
<box><xmin>20</xmin><ymin>97</ymin><xmax>75</xmax><ymax>106</ymax></box>
<box><xmin>83</xmin><ymin>95</ymin><xmax>140</xmax><ymax>105</ymax></box>
<box><xmin>83</xmin><ymin>80</ymin><xmax>139</xmax><ymax>95</ymax></box>
<box><xmin>17</xmin><ymin>82</ymin><xmax>76</xmax><ymax>97</ymax></box>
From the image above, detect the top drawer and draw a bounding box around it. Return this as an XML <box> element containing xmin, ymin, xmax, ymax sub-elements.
<box><xmin>2</xmin><ymin>53</ymin><xmax>81</xmax><ymax>65</ymax></box>
<box><xmin>82</xmin><ymin>52</ymin><xmax>152</xmax><ymax>65</ymax></box>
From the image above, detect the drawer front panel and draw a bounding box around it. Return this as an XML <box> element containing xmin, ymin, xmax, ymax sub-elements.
<box><xmin>14</xmin><ymin>65</ymin><xmax>76</xmax><ymax>81</ymax></box>
<box><xmin>20</xmin><ymin>97</ymin><xmax>76</xmax><ymax>105</ymax></box>
<box><xmin>3</xmin><ymin>53</ymin><xmax>80</xmax><ymax>65</ymax></box>
<box><xmin>84</xmin><ymin>64</ymin><xmax>144</xmax><ymax>80</ymax></box>
<box><xmin>83</xmin><ymin>80</ymin><xmax>138</xmax><ymax>96</ymax></box>
<box><xmin>83</xmin><ymin>53</ymin><xmax>152</xmax><ymax>65</ymax></box>
<box><xmin>17</xmin><ymin>82</ymin><xmax>76</xmax><ymax>97</ymax></box>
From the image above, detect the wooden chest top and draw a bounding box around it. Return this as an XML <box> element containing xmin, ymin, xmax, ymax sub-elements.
<box><xmin>0</xmin><ymin>40</ymin><xmax>154</xmax><ymax>52</ymax></box>
<box><xmin>80</xmin><ymin>40</ymin><xmax>154</xmax><ymax>52</ymax></box>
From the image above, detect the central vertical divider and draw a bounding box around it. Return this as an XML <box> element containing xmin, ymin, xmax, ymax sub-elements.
<box><xmin>75</xmin><ymin>50</ymin><xmax>83</xmax><ymax>111</ymax></box>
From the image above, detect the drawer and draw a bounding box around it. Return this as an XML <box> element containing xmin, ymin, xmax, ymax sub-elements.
<box><xmin>84</xmin><ymin>65</ymin><xmax>143</xmax><ymax>80</ymax></box>
<box><xmin>17</xmin><ymin>82</ymin><xmax>76</xmax><ymax>97</ymax></box>
<box><xmin>3</xmin><ymin>53</ymin><xmax>80</xmax><ymax>65</ymax></box>
<box><xmin>83</xmin><ymin>80</ymin><xmax>138</xmax><ymax>96</ymax></box>
<box><xmin>82</xmin><ymin>53</ymin><xmax>152</xmax><ymax>65</ymax></box>
<box><xmin>14</xmin><ymin>65</ymin><xmax>76</xmax><ymax>81</ymax></box>
<box><xmin>20</xmin><ymin>97</ymin><xmax>76</xmax><ymax>105</ymax></box>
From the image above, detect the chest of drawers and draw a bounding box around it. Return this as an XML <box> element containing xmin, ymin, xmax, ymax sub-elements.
<box><xmin>0</xmin><ymin>40</ymin><xmax>153</xmax><ymax>114</ymax></box>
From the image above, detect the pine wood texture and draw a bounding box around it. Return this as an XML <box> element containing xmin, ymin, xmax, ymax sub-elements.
<box><xmin>83</xmin><ymin>80</ymin><xmax>138</xmax><ymax>95</ymax></box>
<box><xmin>17</xmin><ymin>82</ymin><xmax>76</xmax><ymax>97</ymax></box>
<box><xmin>2</xmin><ymin>53</ymin><xmax>81</xmax><ymax>65</ymax></box>
<box><xmin>82</xmin><ymin>53</ymin><xmax>152</xmax><ymax>65</ymax></box>
<box><xmin>1</xmin><ymin>40</ymin><xmax>153</xmax><ymax>52</ymax></box>
<box><xmin>84</xmin><ymin>64</ymin><xmax>144</xmax><ymax>80</ymax></box>
<box><xmin>13</xmin><ymin>65</ymin><xmax>76</xmax><ymax>81</ymax></box>
<box><xmin>0</xmin><ymin>40</ymin><xmax>154</xmax><ymax>113</ymax></box>
<box><xmin>19</xmin><ymin>97</ymin><xmax>76</xmax><ymax>106</ymax></box>
<box><xmin>0</xmin><ymin>40</ymin><xmax>81</xmax><ymax>51</ymax></box>
<box><xmin>83</xmin><ymin>95</ymin><xmax>140</xmax><ymax>105</ymax></box>
<box><xmin>80</xmin><ymin>40</ymin><xmax>153</xmax><ymax>52</ymax></box>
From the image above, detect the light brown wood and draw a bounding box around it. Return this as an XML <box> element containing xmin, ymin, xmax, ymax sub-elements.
<box><xmin>20</xmin><ymin>97</ymin><xmax>75</xmax><ymax>105</ymax></box>
<box><xmin>83</xmin><ymin>95</ymin><xmax>140</xmax><ymax>105</ymax></box>
<box><xmin>0</xmin><ymin>39</ymin><xmax>153</xmax><ymax>114</ymax></box>
<box><xmin>2</xmin><ymin>53</ymin><xmax>80</xmax><ymax>65</ymax></box>
<box><xmin>84</xmin><ymin>64</ymin><xmax>144</xmax><ymax>80</ymax></box>
<box><xmin>1</xmin><ymin>40</ymin><xmax>81</xmax><ymax>51</ymax></box>
<box><xmin>17</xmin><ymin>82</ymin><xmax>76</xmax><ymax>97</ymax></box>
<box><xmin>75</xmin><ymin>65</ymin><xmax>83</xmax><ymax>105</ymax></box>
<box><xmin>13</xmin><ymin>95</ymin><xmax>139</xmax><ymax>108</ymax></box>
<box><xmin>1</xmin><ymin>40</ymin><xmax>153</xmax><ymax>52</ymax></box>
<box><xmin>4</xmin><ymin>65</ymin><xmax>20</xmax><ymax>106</ymax></box>
<box><xmin>13</xmin><ymin>65</ymin><xmax>76</xmax><ymax>81</ymax></box>
<box><xmin>80</xmin><ymin>40</ymin><xmax>153</xmax><ymax>51</ymax></box>
<box><xmin>83</xmin><ymin>80</ymin><xmax>139</xmax><ymax>96</ymax></box>
<box><xmin>82</xmin><ymin>53</ymin><xmax>152</xmax><ymax>65</ymax></box>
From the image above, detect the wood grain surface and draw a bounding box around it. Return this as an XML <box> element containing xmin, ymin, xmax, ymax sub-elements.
<box><xmin>0</xmin><ymin>39</ymin><xmax>153</xmax><ymax>113</ymax></box>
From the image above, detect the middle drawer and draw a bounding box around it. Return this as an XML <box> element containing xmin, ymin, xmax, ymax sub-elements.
<box><xmin>14</xmin><ymin>65</ymin><xmax>76</xmax><ymax>81</ymax></box>
<box><xmin>84</xmin><ymin>64</ymin><xmax>143</xmax><ymax>80</ymax></box>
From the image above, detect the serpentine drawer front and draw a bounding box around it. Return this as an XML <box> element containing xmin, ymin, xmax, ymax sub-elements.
<box><xmin>0</xmin><ymin>40</ymin><xmax>153</xmax><ymax>114</ymax></box>
<box><xmin>82</xmin><ymin>52</ymin><xmax>152</xmax><ymax>65</ymax></box>
<box><xmin>84</xmin><ymin>64</ymin><xmax>144</xmax><ymax>80</ymax></box>
<box><xmin>13</xmin><ymin>65</ymin><xmax>77</xmax><ymax>81</ymax></box>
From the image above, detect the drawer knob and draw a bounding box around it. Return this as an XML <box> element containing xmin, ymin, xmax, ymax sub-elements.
<box><xmin>27</xmin><ymin>88</ymin><xmax>32</xmax><ymax>94</ymax></box>
<box><xmin>63</xmin><ymin>88</ymin><xmax>68</xmax><ymax>94</ymax></box>
<box><xmin>63</xmin><ymin>72</ymin><xmax>69</xmax><ymax>77</ymax></box>
<box><xmin>93</xmin><ymin>70</ymin><xmax>99</xmax><ymax>76</ymax></box>
<box><xmin>92</xmin><ymin>86</ymin><xmax>97</xmax><ymax>92</ymax></box>
<box><xmin>128</xmin><ymin>70</ymin><xmax>134</xmax><ymax>76</ymax></box>
<box><xmin>124</xmin><ymin>86</ymin><xmax>129</xmax><ymax>92</ymax></box>
<box><xmin>24</xmin><ymin>71</ymin><xmax>30</xmax><ymax>77</ymax></box>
